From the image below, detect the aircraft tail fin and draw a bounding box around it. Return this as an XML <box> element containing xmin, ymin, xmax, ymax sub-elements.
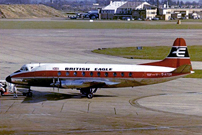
<box><xmin>141</xmin><ymin>38</ymin><xmax>192</xmax><ymax>69</ymax></box>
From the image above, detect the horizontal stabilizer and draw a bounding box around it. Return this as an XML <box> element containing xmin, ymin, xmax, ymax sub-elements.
<box><xmin>172</xmin><ymin>64</ymin><xmax>191</xmax><ymax>74</ymax></box>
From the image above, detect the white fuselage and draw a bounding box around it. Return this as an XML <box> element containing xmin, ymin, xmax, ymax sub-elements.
<box><xmin>7</xmin><ymin>63</ymin><xmax>186</xmax><ymax>89</ymax></box>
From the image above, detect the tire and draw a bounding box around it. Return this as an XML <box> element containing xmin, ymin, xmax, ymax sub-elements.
<box><xmin>87</xmin><ymin>93</ymin><xmax>93</xmax><ymax>99</ymax></box>
<box><xmin>90</xmin><ymin>16</ymin><xmax>95</xmax><ymax>20</ymax></box>
<box><xmin>80</xmin><ymin>88</ymin><xmax>91</xmax><ymax>95</ymax></box>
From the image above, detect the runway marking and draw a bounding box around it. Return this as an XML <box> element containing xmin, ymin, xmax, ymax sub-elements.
<box><xmin>60</xmin><ymin>103</ymin><xmax>65</xmax><ymax>113</ymax></box>
<box><xmin>129</xmin><ymin>94</ymin><xmax>166</xmax><ymax>109</ymax></box>
<box><xmin>129</xmin><ymin>92</ymin><xmax>202</xmax><ymax>117</ymax></box>
<box><xmin>87</xmin><ymin>102</ymin><xmax>91</xmax><ymax>113</ymax></box>
<box><xmin>32</xmin><ymin>108</ymin><xmax>35</xmax><ymax>114</ymax></box>
<box><xmin>129</xmin><ymin>94</ymin><xmax>184</xmax><ymax>115</ymax></box>
<box><xmin>5</xmin><ymin>101</ymin><xmax>15</xmax><ymax>113</ymax></box>
<box><xmin>23</xmin><ymin>114</ymin><xmax>52</xmax><ymax>116</ymax></box>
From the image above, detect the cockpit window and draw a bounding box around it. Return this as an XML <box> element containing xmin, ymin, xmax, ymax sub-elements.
<box><xmin>20</xmin><ymin>66</ymin><xmax>29</xmax><ymax>71</ymax></box>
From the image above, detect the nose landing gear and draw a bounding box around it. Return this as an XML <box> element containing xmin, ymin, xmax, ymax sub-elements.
<box><xmin>22</xmin><ymin>87</ymin><xmax>32</xmax><ymax>97</ymax></box>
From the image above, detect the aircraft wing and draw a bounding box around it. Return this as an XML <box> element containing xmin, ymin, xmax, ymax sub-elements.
<box><xmin>58</xmin><ymin>79</ymin><xmax>120</xmax><ymax>89</ymax></box>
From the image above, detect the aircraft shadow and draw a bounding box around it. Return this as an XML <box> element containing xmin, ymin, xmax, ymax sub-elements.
<box><xmin>18</xmin><ymin>89</ymin><xmax>117</xmax><ymax>103</ymax></box>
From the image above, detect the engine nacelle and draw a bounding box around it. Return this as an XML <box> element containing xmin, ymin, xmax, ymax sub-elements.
<box><xmin>60</xmin><ymin>80</ymin><xmax>91</xmax><ymax>89</ymax></box>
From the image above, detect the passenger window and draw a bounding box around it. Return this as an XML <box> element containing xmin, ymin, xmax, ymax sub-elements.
<box><xmin>74</xmin><ymin>71</ymin><xmax>77</xmax><ymax>76</ymax></box>
<box><xmin>82</xmin><ymin>72</ymin><xmax>85</xmax><ymax>76</ymax></box>
<box><xmin>105</xmin><ymin>72</ymin><xmax>108</xmax><ymax>77</ymax></box>
<box><xmin>121</xmin><ymin>72</ymin><xmax>124</xmax><ymax>77</ymax></box>
<box><xmin>66</xmin><ymin>71</ymin><xmax>69</xmax><ymax>76</ymax></box>
<box><xmin>58</xmin><ymin>71</ymin><xmax>61</xmax><ymax>76</ymax></box>
<box><xmin>90</xmin><ymin>72</ymin><xmax>93</xmax><ymax>76</ymax></box>
<box><xmin>97</xmin><ymin>72</ymin><xmax>101</xmax><ymax>77</ymax></box>
<box><xmin>129</xmin><ymin>72</ymin><xmax>132</xmax><ymax>77</ymax></box>
<box><xmin>113</xmin><ymin>72</ymin><xmax>117</xmax><ymax>77</ymax></box>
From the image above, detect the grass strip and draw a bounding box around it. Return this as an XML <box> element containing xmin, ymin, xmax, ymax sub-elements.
<box><xmin>185</xmin><ymin>70</ymin><xmax>202</xmax><ymax>78</ymax></box>
<box><xmin>1</xmin><ymin>21</ymin><xmax>202</xmax><ymax>29</ymax></box>
<box><xmin>92</xmin><ymin>46</ymin><xmax>202</xmax><ymax>61</ymax></box>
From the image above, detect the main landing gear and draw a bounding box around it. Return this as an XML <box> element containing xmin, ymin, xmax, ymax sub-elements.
<box><xmin>80</xmin><ymin>88</ymin><xmax>97</xmax><ymax>99</ymax></box>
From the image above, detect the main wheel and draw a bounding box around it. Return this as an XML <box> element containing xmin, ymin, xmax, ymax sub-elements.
<box><xmin>80</xmin><ymin>88</ymin><xmax>92</xmax><ymax>95</ymax></box>
<box><xmin>87</xmin><ymin>93</ymin><xmax>93</xmax><ymax>99</ymax></box>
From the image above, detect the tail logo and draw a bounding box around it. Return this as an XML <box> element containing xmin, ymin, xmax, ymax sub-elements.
<box><xmin>168</xmin><ymin>47</ymin><xmax>189</xmax><ymax>58</ymax></box>
<box><xmin>172</xmin><ymin>47</ymin><xmax>186</xmax><ymax>57</ymax></box>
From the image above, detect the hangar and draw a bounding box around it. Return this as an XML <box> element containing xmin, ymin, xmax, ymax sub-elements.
<box><xmin>101</xmin><ymin>1</ymin><xmax>156</xmax><ymax>20</ymax></box>
<box><xmin>159</xmin><ymin>7</ymin><xmax>202</xmax><ymax>20</ymax></box>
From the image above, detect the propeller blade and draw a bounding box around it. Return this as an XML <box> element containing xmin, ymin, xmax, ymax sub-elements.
<box><xmin>57</xmin><ymin>77</ymin><xmax>60</xmax><ymax>92</ymax></box>
<box><xmin>53</xmin><ymin>78</ymin><xmax>55</xmax><ymax>91</ymax></box>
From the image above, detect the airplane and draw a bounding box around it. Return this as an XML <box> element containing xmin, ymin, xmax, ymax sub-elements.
<box><xmin>6</xmin><ymin>38</ymin><xmax>193</xmax><ymax>99</ymax></box>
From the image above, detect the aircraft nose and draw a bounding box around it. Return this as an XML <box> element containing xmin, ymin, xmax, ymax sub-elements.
<box><xmin>6</xmin><ymin>75</ymin><xmax>11</xmax><ymax>83</ymax></box>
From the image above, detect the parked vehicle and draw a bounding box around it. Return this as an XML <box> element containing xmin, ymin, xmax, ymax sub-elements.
<box><xmin>136</xmin><ymin>18</ymin><xmax>142</xmax><ymax>21</ymax></box>
<box><xmin>152</xmin><ymin>17</ymin><xmax>159</xmax><ymax>20</ymax></box>
<box><xmin>83</xmin><ymin>10</ymin><xmax>99</xmax><ymax>19</ymax></box>
<box><xmin>122</xmin><ymin>17</ymin><xmax>131</xmax><ymax>20</ymax></box>
<box><xmin>70</xmin><ymin>15</ymin><xmax>77</xmax><ymax>19</ymax></box>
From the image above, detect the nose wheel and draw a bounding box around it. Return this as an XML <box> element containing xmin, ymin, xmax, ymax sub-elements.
<box><xmin>23</xmin><ymin>87</ymin><xmax>32</xmax><ymax>97</ymax></box>
<box><xmin>26</xmin><ymin>92</ymin><xmax>33</xmax><ymax>97</ymax></box>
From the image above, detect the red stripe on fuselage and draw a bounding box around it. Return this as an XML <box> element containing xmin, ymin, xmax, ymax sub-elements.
<box><xmin>11</xmin><ymin>70</ymin><xmax>187</xmax><ymax>79</ymax></box>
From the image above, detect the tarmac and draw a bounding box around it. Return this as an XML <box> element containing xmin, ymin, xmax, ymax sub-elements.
<box><xmin>1</xmin><ymin>29</ymin><xmax>202</xmax><ymax>134</ymax></box>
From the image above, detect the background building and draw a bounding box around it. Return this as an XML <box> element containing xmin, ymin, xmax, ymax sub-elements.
<box><xmin>101</xmin><ymin>1</ymin><xmax>157</xmax><ymax>20</ymax></box>
<box><xmin>159</xmin><ymin>7</ymin><xmax>202</xmax><ymax>20</ymax></box>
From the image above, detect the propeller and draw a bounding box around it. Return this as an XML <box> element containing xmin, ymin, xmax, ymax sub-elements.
<box><xmin>53</xmin><ymin>77</ymin><xmax>60</xmax><ymax>92</ymax></box>
<box><xmin>57</xmin><ymin>77</ymin><xmax>60</xmax><ymax>92</ymax></box>
<box><xmin>52</xmin><ymin>78</ymin><xmax>55</xmax><ymax>91</ymax></box>
<box><xmin>51</xmin><ymin>77</ymin><xmax>60</xmax><ymax>92</ymax></box>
